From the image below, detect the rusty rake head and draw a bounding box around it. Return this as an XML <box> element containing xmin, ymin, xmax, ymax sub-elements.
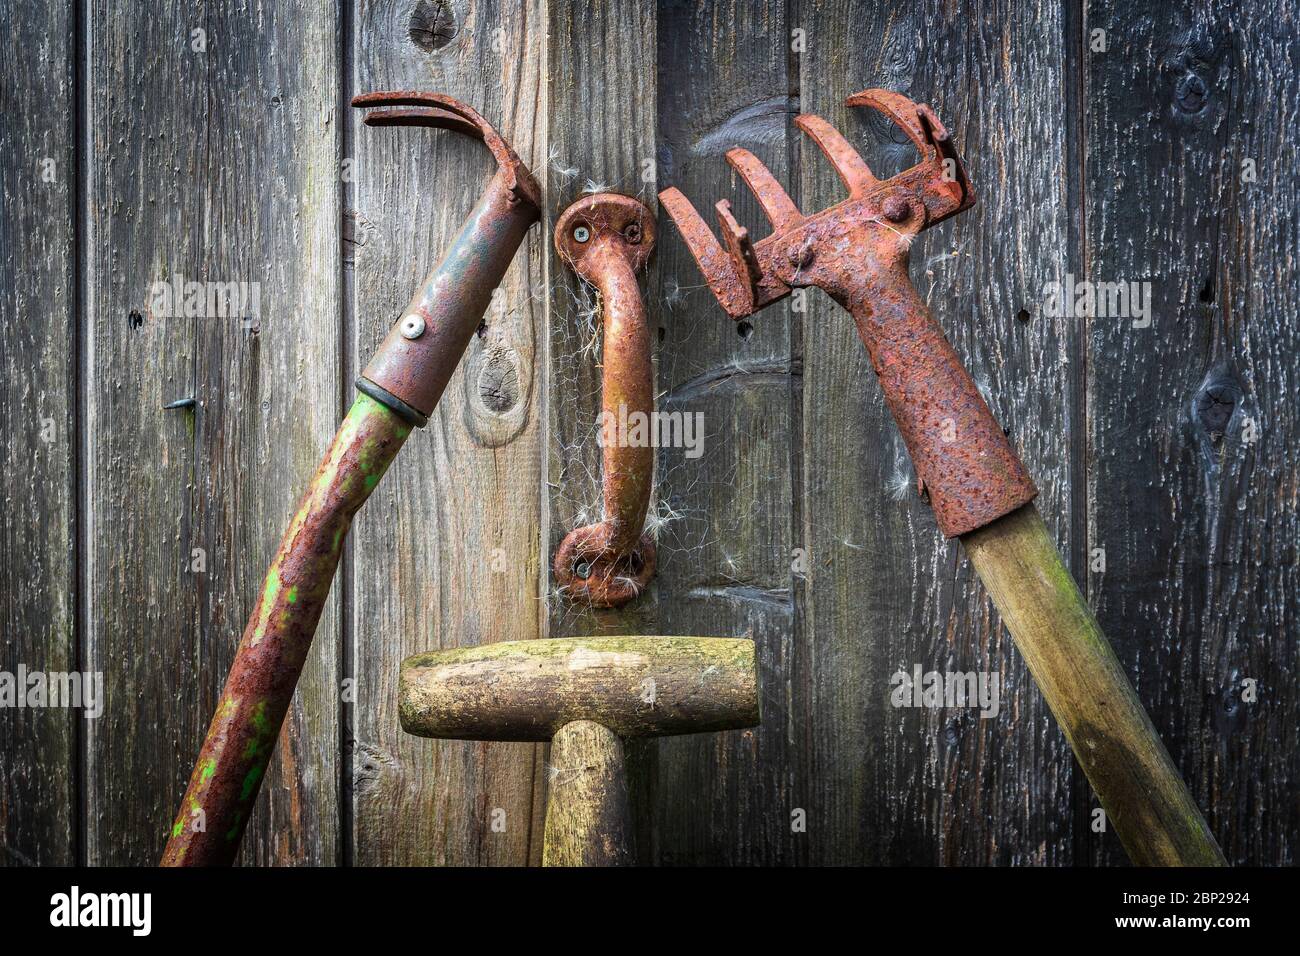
<box><xmin>352</xmin><ymin>90</ymin><xmax>541</xmax><ymax>209</ymax></box>
<box><xmin>659</xmin><ymin>89</ymin><xmax>974</xmax><ymax>319</ymax></box>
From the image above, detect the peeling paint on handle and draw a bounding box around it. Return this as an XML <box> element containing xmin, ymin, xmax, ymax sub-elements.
<box><xmin>161</xmin><ymin>393</ymin><xmax>409</xmax><ymax>866</ymax></box>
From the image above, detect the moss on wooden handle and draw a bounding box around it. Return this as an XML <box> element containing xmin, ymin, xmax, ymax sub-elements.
<box><xmin>542</xmin><ymin>721</ymin><xmax>632</xmax><ymax>866</ymax></box>
<box><xmin>400</xmin><ymin>636</ymin><xmax>759</xmax><ymax>741</ymax></box>
<box><xmin>963</xmin><ymin>504</ymin><xmax>1226</xmax><ymax>866</ymax></box>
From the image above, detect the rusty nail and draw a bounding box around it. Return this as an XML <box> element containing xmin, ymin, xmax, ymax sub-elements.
<box><xmin>882</xmin><ymin>194</ymin><xmax>910</xmax><ymax>222</ymax></box>
<box><xmin>163</xmin><ymin>397</ymin><xmax>196</xmax><ymax>410</ymax></box>
<box><xmin>788</xmin><ymin>238</ymin><xmax>814</xmax><ymax>268</ymax></box>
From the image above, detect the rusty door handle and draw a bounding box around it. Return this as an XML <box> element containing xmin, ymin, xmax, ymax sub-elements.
<box><xmin>553</xmin><ymin>194</ymin><xmax>657</xmax><ymax>607</ymax></box>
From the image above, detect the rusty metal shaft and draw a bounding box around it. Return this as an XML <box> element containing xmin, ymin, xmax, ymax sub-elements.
<box><xmin>162</xmin><ymin>394</ymin><xmax>409</xmax><ymax>865</ymax></box>
<box><xmin>798</xmin><ymin>201</ymin><xmax>1038</xmax><ymax>536</ymax></box>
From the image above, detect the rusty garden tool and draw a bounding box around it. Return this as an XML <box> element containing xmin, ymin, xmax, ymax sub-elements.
<box><xmin>400</xmin><ymin>636</ymin><xmax>759</xmax><ymax>865</ymax></box>
<box><xmin>552</xmin><ymin>194</ymin><xmax>657</xmax><ymax>607</ymax></box>
<box><xmin>161</xmin><ymin>92</ymin><xmax>541</xmax><ymax>866</ymax></box>
<box><xmin>660</xmin><ymin>90</ymin><xmax>1225</xmax><ymax>866</ymax></box>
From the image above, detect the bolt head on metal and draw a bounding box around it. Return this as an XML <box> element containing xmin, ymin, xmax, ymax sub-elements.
<box><xmin>882</xmin><ymin>195</ymin><xmax>911</xmax><ymax>222</ymax></box>
<box><xmin>788</xmin><ymin>240</ymin><xmax>814</xmax><ymax>269</ymax></box>
<box><xmin>623</xmin><ymin>223</ymin><xmax>642</xmax><ymax>244</ymax></box>
<box><xmin>573</xmin><ymin>225</ymin><xmax>591</xmax><ymax>243</ymax></box>
<box><xmin>399</xmin><ymin>314</ymin><xmax>426</xmax><ymax>339</ymax></box>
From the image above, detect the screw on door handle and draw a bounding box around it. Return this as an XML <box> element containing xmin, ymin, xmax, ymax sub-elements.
<box><xmin>553</xmin><ymin>193</ymin><xmax>657</xmax><ymax>607</ymax></box>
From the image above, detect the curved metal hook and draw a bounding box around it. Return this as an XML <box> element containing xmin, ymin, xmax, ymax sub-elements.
<box><xmin>350</xmin><ymin>90</ymin><xmax>542</xmax><ymax>422</ymax></box>
<box><xmin>352</xmin><ymin>90</ymin><xmax>542</xmax><ymax>210</ymax></box>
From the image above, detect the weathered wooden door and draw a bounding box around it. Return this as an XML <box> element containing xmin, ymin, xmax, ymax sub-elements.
<box><xmin>1</xmin><ymin>0</ymin><xmax>1294</xmax><ymax>865</ymax></box>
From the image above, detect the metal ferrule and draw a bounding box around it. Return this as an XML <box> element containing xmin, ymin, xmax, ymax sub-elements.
<box><xmin>360</xmin><ymin>171</ymin><xmax>538</xmax><ymax>422</ymax></box>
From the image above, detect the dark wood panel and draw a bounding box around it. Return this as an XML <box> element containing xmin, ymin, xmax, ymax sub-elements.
<box><xmin>546</xmin><ymin>0</ymin><xmax>660</xmax><ymax>860</ymax></box>
<box><xmin>797</xmin><ymin>0</ymin><xmax>1080</xmax><ymax>864</ymax></box>
<box><xmin>0</xmin><ymin>0</ymin><xmax>77</xmax><ymax>866</ymax></box>
<box><xmin>652</xmin><ymin>0</ymin><xmax>804</xmax><ymax>864</ymax></box>
<box><xmin>0</xmin><ymin>0</ymin><xmax>1293</xmax><ymax>869</ymax></box>
<box><xmin>85</xmin><ymin>1</ymin><xmax>342</xmax><ymax>864</ymax></box>
<box><xmin>350</xmin><ymin>0</ymin><xmax>548</xmax><ymax>866</ymax></box>
<box><xmin>1084</xmin><ymin>0</ymin><xmax>1298</xmax><ymax>865</ymax></box>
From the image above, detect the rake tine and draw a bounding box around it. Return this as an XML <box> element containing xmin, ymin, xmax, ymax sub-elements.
<box><xmin>723</xmin><ymin>148</ymin><xmax>803</xmax><ymax>232</ymax></box>
<box><xmin>846</xmin><ymin>89</ymin><xmax>936</xmax><ymax>160</ymax></box>
<box><xmin>794</xmin><ymin>114</ymin><xmax>878</xmax><ymax>197</ymax></box>
<box><xmin>359</xmin><ymin>106</ymin><xmax>480</xmax><ymax>139</ymax></box>
<box><xmin>658</xmin><ymin>187</ymin><xmax>755</xmax><ymax>318</ymax></box>
<box><xmin>715</xmin><ymin>199</ymin><xmax>763</xmax><ymax>295</ymax></box>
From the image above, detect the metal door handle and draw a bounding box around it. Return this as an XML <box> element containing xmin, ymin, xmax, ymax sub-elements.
<box><xmin>553</xmin><ymin>193</ymin><xmax>656</xmax><ymax>607</ymax></box>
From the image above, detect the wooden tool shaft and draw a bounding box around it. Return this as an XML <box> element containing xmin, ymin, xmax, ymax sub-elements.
<box><xmin>542</xmin><ymin>721</ymin><xmax>632</xmax><ymax>867</ymax></box>
<box><xmin>963</xmin><ymin>503</ymin><xmax>1226</xmax><ymax>866</ymax></box>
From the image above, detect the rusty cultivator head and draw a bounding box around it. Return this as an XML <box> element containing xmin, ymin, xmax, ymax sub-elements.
<box><xmin>351</xmin><ymin>91</ymin><xmax>541</xmax><ymax>427</ymax></box>
<box><xmin>660</xmin><ymin>89</ymin><xmax>1037</xmax><ymax>538</ymax></box>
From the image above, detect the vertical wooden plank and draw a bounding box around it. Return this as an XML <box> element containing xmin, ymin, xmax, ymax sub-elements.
<box><xmin>1084</xmin><ymin>0</ymin><xmax>1297</xmax><ymax>864</ymax></box>
<box><xmin>546</xmin><ymin>0</ymin><xmax>661</xmax><ymax>641</ymax></box>
<box><xmin>545</xmin><ymin>0</ymin><xmax>659</xmax><ymax>859</ymax></box>
<box><xmin>652</xmin><ymin>0</ymin><xmax>802</xmax><ymax>864</ymax></box>
<box><xmin>0</xmin><ymin>0</ymin><xmax>76</xmax><ymax>866</ymax></box>
<box><xmin>350</xmin><ymin>0</ymin><xmax>548</xmax><ymax>865</ymax></box>
<box><xmin>86</xmin><ymin>0</ymin><xmax>341</xmax><ymax>864</ymax></box>
<box><xmin>797</xmin><ymin>0</ymin><xmax>1079</xmax><ymax>863</ymax></box>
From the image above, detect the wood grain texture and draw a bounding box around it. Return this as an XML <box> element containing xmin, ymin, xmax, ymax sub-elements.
<box><xmin>652</xmin><ymin>0</ymin><xmax>802</xmax><ymax>865</ymax></box>
<box><xmin>400</xmin><ymin>636</ymin><xmax>759</xmax><ymax>739</ymax></box>
<box><xmin>84</xmin><ymin>0</ymin><xmax>342</xmax><ymax>865</ymax></box>
<box><xmin>545</xmin><ymin>0</ymin><xmax>660</xmax><ymax>860</ymax></box>
<box><xmin>349</xmin><ymin>0</ymin><xmax>548</xmax><ymax>866</ymax></box>
<box><xmin>542</xmin><ymin>720</ymin><xmax>632</xmax><ymax>865</ymax></box>
<box><xmin>0</xmin><ymin>0</ymin><xmax>77</xmax><ymax>867</ymax></box>
<box><xmin>1083</xmin><ymin>0</ymin><xmax>1299</xmax><ymax>865</ymax></box>
<box><xmin>796</xmin><ymin>0</ymin><xmax>1080</xmax><ymax>864</ymax></box>
<box><xmin>965</xmin><ymin>504</ymin><xmax>1224</xmax><ymax>865</ymax></box>
<box><xmin>0</xmin><ymin>0</ymin><xmax>1295</xmax><ymax>868</ymax></box>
